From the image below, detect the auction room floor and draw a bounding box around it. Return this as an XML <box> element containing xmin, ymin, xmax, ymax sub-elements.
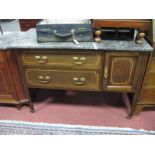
<box><xmin>0</xmin><ymin>90</ymin><xmax>155</xmax><ymax>131</ymax></box>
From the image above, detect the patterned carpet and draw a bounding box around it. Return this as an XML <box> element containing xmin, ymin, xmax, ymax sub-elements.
<box><xmin>0</xmin><ymin>120</ymin><xmax>155</xmax><ymax>135</ymax></box>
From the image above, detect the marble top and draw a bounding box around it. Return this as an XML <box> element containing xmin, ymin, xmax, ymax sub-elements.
<box><xmin>0</xmin><ymin>29</ymin><xmax>153</xmax><ymax>52</ymax></box>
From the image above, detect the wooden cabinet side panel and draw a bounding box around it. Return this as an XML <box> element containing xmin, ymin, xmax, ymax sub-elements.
<box><xmin>130</xmin><ymin>52</ymin><xmax>152</xmax><ymax>115</ymax></box>
<box><xmin>0</xmin><ymin>51</ymin><xmax>18</xmax><ymax>102</ymax></box>
<box><xmin>6</xmin><ymin>51</ymin><xmax>29</xmax><ymax>101</ymax></box>
<box><xmin>0</xmin><ymin>66</ymin><xmax>11</xmax><ymax>95</ymax></box>
<box><xmin>138</xmin><ymin>52</ymin><xmax>155</xmax><ymax>105</ymax></box>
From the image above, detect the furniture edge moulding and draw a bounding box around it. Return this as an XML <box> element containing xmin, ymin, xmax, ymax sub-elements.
<box><xmin>130</xmin><ymin>50</ymin><xmax>153</xmax><ymax>115</ymax></box>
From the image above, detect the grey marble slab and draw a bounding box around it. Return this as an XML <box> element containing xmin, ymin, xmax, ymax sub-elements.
<box><xmin>0</xmin><ymin>29</ymin><xmax>153</xmax><ymax>52</ymax></box>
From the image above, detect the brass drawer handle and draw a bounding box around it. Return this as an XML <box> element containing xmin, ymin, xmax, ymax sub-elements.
<box><xmin>104</xmin><ymin>67</ymin><xmax>108</xmax><ymax>79</ymax></box>
<box><xmin>72</xmin><ymin>57</ymin><xmax>86</xmax><ymax>65</ymax></box>
<box><xmin>34</xmin><ymin>55</ymin><xmax>48</xmax><ymax>64</ymax></box>
<box><xmin>73</xmin><ymin>77</ymin><xmax>86</xmax><ymax>85</ymax></box>
<box><xmin>38</xmin><ymin>75</ymin><xmax>51</xmax><ymax>84</ymax></box>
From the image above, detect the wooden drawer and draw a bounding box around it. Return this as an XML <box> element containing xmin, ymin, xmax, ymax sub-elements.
<box><xmin>144</xmin><ymin>72</ymin><xmax>155</xmax><ymax>86</ymax></box>
<box><xmin>21</xmin><ymin>50</ymin><xmax>102</xmax><ymax>69</ymax></box>
<box><xmin>139</xmin><ymin>89</ymin><xmax>155</xmax><ymax>103</ymax></box>
<box><xmin>25</xmin><ymin>68</ymin><xmax>101</xmax><ymax>90</ymax></box>
<box><xmin>149</xmin><ymin>59</ymin><xmax>155</xmax><ymax>72</ymax></box>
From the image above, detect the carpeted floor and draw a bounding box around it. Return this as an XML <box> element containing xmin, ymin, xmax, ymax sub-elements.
<box><xmin>0</xmin><ymin>120</ymin><xmax>154</xmax><ymax>135</ymax></box>
<box><xmin>0</xmin><ymin>90</ymin><xmax>155</xmax><ymax>131</ymax></box>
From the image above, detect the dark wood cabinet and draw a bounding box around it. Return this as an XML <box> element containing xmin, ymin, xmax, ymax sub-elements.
<box><xmin>17</xmin><ymin>50</ymin><xmax>149</xmax><ymax>94</ymax></box>
<box><xmin>135</xmin><ymin>54</ymin><xmax>155</xmax><ymax>114</ymax></box>
<box><xmin>0</xmin><ymin>51</ymin><xmax>33</xmax><ymax>110</ymax></box>
<box><xmin>0</xmin><ymin>52</ymin><xmax>17</xmax><ymax>103</ymax></box>
<box><xmin>133</xmin><ymin>21</ymin><xmax>155</xmax><ymax>115</ymax></box>
<box><xmin>19</xmin><ymin>19</ymin><xmax>41</xmax><ymax>31</ymax></box>
<box><xmin>0</xmin><ymin>49</ymin><xmax>150</xmax><ymax>115</ymax></box>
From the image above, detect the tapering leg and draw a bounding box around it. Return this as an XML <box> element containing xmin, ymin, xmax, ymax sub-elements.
<box><xmin>16</xmin><ymin>104</ymin><xmax>22</xmax><ymax>110</ymax></box>
<box><xmin>28</xmin><ymin>101</ymin><xmax>35</xmax><ymax>113</ymax></box>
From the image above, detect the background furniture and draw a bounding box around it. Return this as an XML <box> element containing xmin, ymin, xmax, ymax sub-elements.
<box><xmin>92</xmin><ymin>19</ymin><xmax>151</xmax><ymax>43</ymax></box>
<box><xmin>0</xmin><ymin>50</ymin><xmax>34</xmax><ymax>111</ymax></box>
<box><xmin>132</xmin><ymin>20</ymin><xmax>155</xmax><ymax>114</ymax></box>
<box><xmin>19</xmin><ymin>19</ymin><xmax>41</xmax><ymax>31</ymax></box>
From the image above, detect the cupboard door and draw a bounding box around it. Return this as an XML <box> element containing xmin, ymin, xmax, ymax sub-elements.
<box><xmin>103</xmin><ymin>53</ymin><xmax>139</xmax><ymax>91</ymax></box>
<box><xmin>0</xmin><ymin>52</ymin><xmax>18</xmax><ymax>103</ymax></box>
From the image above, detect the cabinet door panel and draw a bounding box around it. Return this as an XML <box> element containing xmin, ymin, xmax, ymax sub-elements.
<box><xmin>103</xmin><ymin>53</ymin><xmax>139</xmax><ymax>91</ymax></box>
<box><xmin>7</xmin><ymin>51</ymin><xmax>29</xmax><ymax>102</ymax></box>
<box><xmin>0</xmin><ymin>69</ymin><xmax>9</xmax><ymax>94</ymax></box>
<box><xmin>0</xmin><ymin>52</ymin><xmax>17</xmax><ymax>103</ymax></box>
<box><xmin>0</xmin><ymin>51</ymin><xmax>29</xmax><ymax>105</ymax></box>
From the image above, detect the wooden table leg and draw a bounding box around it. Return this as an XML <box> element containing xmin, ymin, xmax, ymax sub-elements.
<box><xmin>27</xmin><ymin>100</ymin><xmax>35</xmax><ymax>112</ymax></box>
<box><xmin>16</xmin><ymin>104</ymin><xmax>22</xmax><ymax>110</ymax></box>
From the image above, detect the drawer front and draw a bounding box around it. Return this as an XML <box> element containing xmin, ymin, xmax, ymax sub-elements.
<box><xmin>21</xmin><ymin>50</ymin><xmax>101</xmax><ymax>69</ymax></box>
<box><xmin>139</xmin><ymin>89</ymin><xmax>155</xmax><ymax>103</ymax></box>
<box><xmin>149</xmin><ymin>59</ymin><xmax>155</xmax><ymax>72</ymax></box>
<box><xmin>25</xmin><ymin>69</ymin><xmax>101</xmax><ymax>90</ymax></box>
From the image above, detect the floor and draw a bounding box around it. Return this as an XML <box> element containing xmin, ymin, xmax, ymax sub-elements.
<box><xmin>0</xmin><ymin>90</ymin><xmax>155</xmax><ymax>131</ymax></box>
<box><xmin>0</xmin><ymin>20</ymin><xmax>155</xmax><ymax>131</ymax></box>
